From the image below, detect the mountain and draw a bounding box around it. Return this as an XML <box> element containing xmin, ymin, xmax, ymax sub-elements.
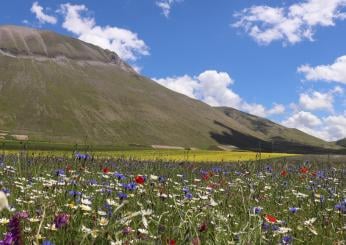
<box><xmin>0</xmin><ymin>25</ymin><xmax>343</xmax><ymax>153</ymax></box>
<box><xmin>336</xmin><ymin>138</ymin><xmax>346</xmax><ymax>147</ymax></box>
<box><xmin>216</xmin><ymin>107</ymin><xmax>342</xmax><ymax>153</ymax></box>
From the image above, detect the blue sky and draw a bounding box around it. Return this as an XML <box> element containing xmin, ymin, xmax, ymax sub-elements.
<box><xmin>1</xmin><ymin>0</ymin><xmax>346</xmax><ymax>141</ymax></box>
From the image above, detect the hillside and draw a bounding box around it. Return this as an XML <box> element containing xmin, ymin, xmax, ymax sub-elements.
<box><xmin>216</xmin><ymin>107</ymin><xmax>342</xmax><ymax>153</ymax></box>
<box><xmin>336</xmin><ymin>138</ymin><xmax>346</xmax><ymax>147</ymax></box>
<box><xmin>0</xmin><ymin>25</ymin><xmax>343</xmax><ymax>153</ymax></box>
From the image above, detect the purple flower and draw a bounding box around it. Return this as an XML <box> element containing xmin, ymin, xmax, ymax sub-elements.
<box><xmin>265</xmin><ymin>166</ymin><xmax>273</xmax><ymax>173</ymax></box>
<box><xmin>0</xmin><ymin>232</ymin><xmax>14</xmax><ymax>245</ymax></box>
<box><xmin>252</xmin><ymin>207</ymin><xmax>262</xmax><ymax>214</ymax></box>
<box><xmin>1</xmin><ymin>188</ymin><xmax>10</xmax><ymax>195</ymax></box>
<box><xmin>122</xmin><ymin>182</ymin><xmax>137</xmax><ymax>191</ymax></box>
<box><xmin>55</xmin><ymin>169</ymin><xmax>65</xmax><ymax>176</ymax></box>
<box><xmin>282</xmin><ymin>236</ymin><xmax>292</xmax><ymax>244</ymax></box>
<box><xmin>75</xmin><ymin>153</ymin><xmax>90</xmax><ymax>160</ymax></box>
<box><xmin>114</xmin><ymin>173</ymin><xmax>126</xmax><ymax>180</ymax></box>
<box><xmin>117</xmin><ymin>192</ymin><xmax>128</xmax><ymax>200</ymax></box>
<box><xmin>289</xmin><ymin>207</ymin><xmax>298</xmax><ymax>214</ymax></box>
<box><xmin>335</xmin><ymin>199</ymin><xmax>346</xmax><ymax>213</ymax></box>
<box><xmin>185</xmin><ymin>193</ymin><xmax>193</xmax><ymax>199</ymax></box>
<box><xmin>68</xmin><ymin>190</ymin><xmax>81</xmax><ymax>197</ymax></box>
<box><xmin>88</xmin><ymin>179</ymin><xmax>97</xmax><ymax>186</ymax></box>
<box><xmin>261</xmin><ymin>222</ymin><xmax>270</xmax><ymax>231</ymax></box>
<box><xmin>7</xmin><ymin>211</ymin><xmax>28</xmax><ymax>245</ymax></box>
<box><xmin>54</xmin><ymin>213</ymin><xmax>69</xmax><ymax>229</ymax></box>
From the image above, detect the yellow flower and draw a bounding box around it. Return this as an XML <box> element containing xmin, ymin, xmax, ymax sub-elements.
<box><xmin>99</xmin><ymin>217</ymin><xmax>109</xmax><ymax>226</ymax></box>
<box><xmin>0</xmin><ymin>218</ymin><xmax>9</xmax><ymax>224</ymax></box>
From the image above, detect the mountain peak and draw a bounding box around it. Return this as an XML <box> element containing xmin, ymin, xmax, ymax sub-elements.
<box><xmin>0</xmin><ymin>25</ymin><xmax>134</xmax><ymax>72</ymax></box>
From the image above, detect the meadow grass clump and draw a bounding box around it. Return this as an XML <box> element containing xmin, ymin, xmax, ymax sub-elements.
<box><xmin>0</xmin><ymin>152</ymin><xmax>344</xmax><ymax>244</ymax></box>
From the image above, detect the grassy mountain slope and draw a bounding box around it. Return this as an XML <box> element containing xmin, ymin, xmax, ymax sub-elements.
<box><xmin>216</xmin><ymin>107</ymin><xmax>342</xmax><ymax>153</ymax></box>
<box><xmin>0</xmin><ymin>25</ymin><xmax>265</xmax><ymax>148</ymax></box>
<box><xmin>0</xmin><ymin>25</ymin><xmax>342</xmax><ymax>153</ymax></box>
<box><xmin>336</xmin><ymin>138</ymin><xmax>346</xmax><ymax>147</ymax></box>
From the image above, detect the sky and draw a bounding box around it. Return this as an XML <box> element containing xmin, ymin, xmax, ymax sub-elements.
<box><xmin>1</xmin><ymin>0</ymin><xmax>346</xmax><ymax>141</ymax></box>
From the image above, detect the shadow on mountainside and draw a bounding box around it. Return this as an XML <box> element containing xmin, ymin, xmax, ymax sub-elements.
<box><xmin>210</xmin><ymin>121</ymin><xmax>345</xmax><ymax>154</ymax></box>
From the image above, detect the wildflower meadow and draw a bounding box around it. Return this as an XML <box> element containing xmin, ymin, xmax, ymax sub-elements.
<box><xmin>0</xmin><ymin>152</ymin><xmax>344</xmax><ymax>244</ymax></box>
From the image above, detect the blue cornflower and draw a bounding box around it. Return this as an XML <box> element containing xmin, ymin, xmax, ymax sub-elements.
<box><xmin>316</xmin><ymin>171</ymin><xmax>325</xmax><ymax>179</ymax></box>
<box><xmin>68</xmin><ymin>190</ymin><xmax>81</xmax><ymax>197</ymax></box>
<box><xmin>212</xmin><ymin>167</ymin><xmax>222</xmax><ymax>173</ymax></box>
<box><xmin>185</xmin><ymin>193</ymin><xmax>193</xmax><ymax>199</ymax></box>
<box><xmin>122</xmin><ymin>182</ymin><xmax>137</xmax><ymax>191</ymax></box>
<box><xmin>272</xmin><ymin>225</ymin><xmax>279</xmax><ymax>231</ymax></box>
<box><xmin>114</xmin><ymin>173</ymin><xmax>126</xmax><ymax>180</ymax></box>
<box><xmin>88</xmin><ymin>179</ymin><xmax>97</xmax><ymax>186</ymax></box>
<box><xmin>117</xmin><ymin>192</ymin><xmax>128</xmax><ymax>200</ymax></box>
<box><xmin>335</xmin><ymin>199</ymin><xmax>346</xmax><ymax>213</ymax></box>
<box><xmin>265</xmin><ymin>165</ymin><xmax>273</xmax><ymax>173</ymax></box>
<box><xmin>55</xmin><ymin>169</ymin><xmax>64</xmax><ymax>176</ymax></box>
<box><xmin>182</xmin><ymin>187</ymin><xmax>189</xmax><ymax>194</ymax></box>
<box><xmin>252</xmin><ymin>207</ymin><xmax>262</xmax><ymax>214</ymax></box>
<box><xmin>282</xmin><ymin>236</ymin><xmax>292</xmax><ymax>244</ymax></box>
<box><xmin>1</xmin><ymin>188</ymin><xmax>10</xmax><ymax>195</ymax></box>
<box><xmin>261</xmin><ymin>222</ymin><xmax>270</xmax><ymax>231</ymax></box>
<box><xmin>158</xmin><ymin>176</ymin><xmax>166</xmax><ymax>183</ymax></box>
<box><xmin>289</xmin><ymin>207</ymin><xmax>299</xmax><ymax>214</ymax></box>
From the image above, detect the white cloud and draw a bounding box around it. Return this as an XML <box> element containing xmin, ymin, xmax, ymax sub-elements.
<box><xmin>156</xmin><ymin>0</ymin><xmax>183</xmax><ymax>18</ymax></box>
<box><xmin>155</xmin><ymin>75</ymin><xmax>200</xmax><ymax>99</ymax></box>
<box><xmin>323</xmin><ymin>115</ymin><xmax>346</xmax><ymax>140</ymax></box>
<box><xmin>31</xmin><ymin>2</ymin><xmax>57</xmax><ymax>24</ymax></box>
<box><xmin>153</xmin><ymin>70</ymin><xmax>285</xmax><ymax>117</ymax></box>
<box><xmin>59</xmin><ymin>3</ymin><xmax>149</xmax><ymax>61</ymax></box>
<box><xmin>282</xmin><ymin>111</ymin><xmax>346</xmax><ymax>141</ymax></box>
<box><xmin>283</xmin><ymin>111</ymin><xmax>322</xmax><ymax>128</ymax></box>
<box><xmin>298</xmin><ymin>55</ymin><xmax>346</xmax><ymax>83</ymax></box>
<box><xmin>233</xmin><ymin>0</ymin><xmax>346</xmax><ymax>45</ymax></box>
<box><xmin>299</xmin><ymin>87</ymin><xmax>343</xmax><ymax>111</ymax></box>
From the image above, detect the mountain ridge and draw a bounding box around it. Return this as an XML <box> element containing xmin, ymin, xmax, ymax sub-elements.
<box><xmin>0</xmin><ymin>25</ymin><xmax>343</xmax><ymax>153</ymax></box>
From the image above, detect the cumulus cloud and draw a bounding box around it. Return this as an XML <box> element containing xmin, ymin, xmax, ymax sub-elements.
<box><xmin>298</xmin><ymin>55</ymin><xmax>346</xmax><ymax>83</ymax></box>
<box><xmin>282</xmin><ymin>111</ymin><xmax>346</xmax><ymax>141</ymax></box>
<box><xmin>156</xmin><ymin>0</ymin><xmax>183</xmax><ymax>18</ymax></box>
<box><xmin>153</xmin><ymin>70</ymin><xmax>285</xmax><ymax>117</ymax></box>
<box><xmin>298</xmin><ymin>87</ymin><xmax>343</xmax><ymax>111</ymax></box>
<box><xmin>31</xmin><ymin>1</ymin><xmax>57</xmax><ymax>24</ymax></box>
<box><xmin>59</xmin><ymin>3</ymin><xmax>149</xmax><ymax>61</ymax></box>
<box><xmin>233</xmin><ymin>0</ymin><xmax>346</xmax><ymax>45</ymax></box>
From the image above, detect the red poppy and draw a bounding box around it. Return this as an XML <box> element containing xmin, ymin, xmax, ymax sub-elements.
<box><xmin>202</xmin><ymin>174</ymin><xmax>209</xmax><ymax>181</ymax></box>
<box><xmin>135</xmin><ymin>175</ymin><xmax>145</xmax><ymax>184</ymax></box>
<box><xmin>198</xmin><ymin>223</ymin><xmax>208</xmax><ymax>232</ymax></box>
<box><xmin>103</xmin><ymin>167</ymin><xmax>110</xmax><ymax>174</ymax></box>
<box><xmin>299</xmin><ymin>167</ymin><xmax>309</xmax><ymax>174</ymax></box>
<box><xmin>66</xmin><ymin>165</ymin><xmax>72</xmax><ymax>172</ymax></box>
<box><xmin>280</xmin><ymin>170</ymin><xmax>288</xmax><ymax>177</ymax></box>
<box><xmin>265</xmin><ymin>214</ymin><xmax>277</xmax><ymax>224</ymax></box>
<box><xmin>167</xmin><ymin>240</ymin><xmax>176</xmax><ymax>245</ymax></box>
